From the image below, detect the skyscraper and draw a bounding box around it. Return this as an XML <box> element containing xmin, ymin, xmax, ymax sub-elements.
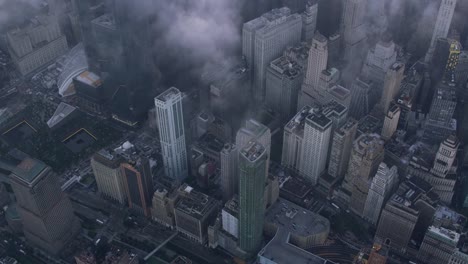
<box><xmin>425</xmin><ymin>0</ymin><xmax>458</xmax><ymax>63</ymax></box>
<box><xmin>155</xmin><ymin>87</ymin><xmax>188</xmax><ymax>182</ymax></box>
<box><xmin>340</xmin><ymin>0</ymin><xmax>368</xmax><ymax>62</ymax></box>
<box><xmin>381</xmin><ymin>105</ymin><xmax>401</xmax><ymax>140</ymax></box>
<box><xmin>303</xmin><ymin>33</ymin><xmax>328</xmax><ymax>90</ymax></box>
<box><xmin>328</xmin><ymin>118</ymin><xmax>358</xmax><ymax>179</ymax></box>
<box><xmin>301</xmin><ymin>1</ymin><xmax>318</xmax><ymax>42</ymax></box>
<box><xmin>220</xmin><ymin>143</ymin><xmax>239</xmax><ymax>202</ymax></box>
<box><xmin>349</xmin><ymin>77</ymin><xmax>372</xmax><ymax>120</ymax></box>
<box><xmin>265</xmin><ymin>56</ymin><xmax>304</xmax><ymax>121</ymax></box>
<box><xmin>431</xmin><ymin>135</ymin><xmax>459</xmax><ymax>178</ymax></box>
<box><xmin>361</xmin><ymin>36</ymin><xmax>397</xmax><ymax>106</ymax></box>
<box><xmin>9</xmin><ymin>158</ymin><xmax>80</xmax><ymax>254</ymax></box>
<box><xmin>424</xmin><ymin>81</ymin><xmax>457</xmax><ymax>142</ymax></box>
<box><xmin>380</xmin><ymin>62</ymin><xmax>405</xmax><ymax>114</ymax></box>
<box><xmin>121</xmin><ymin>158</ymin><xmax>154</xmax><ymax>217</ymax></box>
<box><xmin>239</xmin><ymin>141</ymin><xmax>268</xmax><ymax>254</ymax></box>
<box><xmin>346</xmin><ymin>134</ymin><xmax>385</xmax><ymax>216</ymax></box>
<box><xmin>242</xmin><ymin>7</ymin><xmax>302</xmax><ymax>103</ymax></box>
<box><xmin>362</xmin><ymin>163</ymin><xmax>398</xmax><ymax>225</ymax></box>
<box><xmin>282</xmin><ymin>102</ymin><xmax>347</xmax><ymax>179</ymax></box>
<box><xmin>91</xmin><ymin>150</ymin><xmax>127</xmax><ymax>204</ymax></box>
<box><xmin>301</xmin><ymin>112</ymin><xmax>333</xmax><ymax>185</ymax></box>
<box><xmin>236</xmin><ymin>119</ymin><xmax>271</xmax><ymax>156</ymax></box>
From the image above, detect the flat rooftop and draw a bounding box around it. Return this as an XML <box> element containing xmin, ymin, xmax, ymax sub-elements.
<box><xmin>12</xmin><ymin>158</ymin><xmax>48</xmax><ymax>184</ymax></box>
<box><xmin>329</xmin><ymin>85</ymin><xmax>350</xmax><ymax>100</ymax></box>
<box><xmin>266</xmin><ymin>198</ymin><xmax>329</xmax><ymax>238</ymax></box>
<box><xmin>427</xmin><ymin>226</ymin><xmax>460</xmax><ymax>244</ymax></box>
<box><xmin>240</xmin><ymin>141</ymin><xmax>266</xmax><ymax>162</ymax></box>
<box><xmin>270</xmin><ymin>56</ymin><xmax>303</xmax><ymax>79</ymax></box>
<box><xmin>155</xmin><ymin>87</ymin><xmax>181</xmax><ymax>103</ymax></box>
<box><xmin>176</xmin><ymin>186</ymin><xmax>218</xmax><ymax>220</ymax></box>
<box><xmin>75</xmin><ymin>70</ymin><xmax>102</xmax><ymax>88</ymax></box>
<box><xmin>306</xmin><ymin>113</ymin><xmax>332</xmax><ymax>131</ymax></box>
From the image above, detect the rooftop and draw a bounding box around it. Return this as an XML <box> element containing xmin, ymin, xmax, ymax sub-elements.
<box><xmin>12</xmin><ymin>158</ymin><xmax>48</xmax><ymax>185</ymax></box>
<box><xmin>223</xmin><ymin>195</ymin><xmax>239</xmax><ymax>217</ymax></box>
<box><xmin>176</xmin><ymin>186</ymin><xmax>219</xmax><ymax>220</ymax></box>
<box><xmin>240</xmin><ymin>141</ymin><xmax>266</xmax><ymax>162</ymax></box>
<box><xmin>329</xmin><ymin>85</ymin><xmax>350</xmax><ymax>100</ymax></box>
<box><xmin>155</xmin><ymin>87</ymin><xmax>181</xmax><ymax>103</ymax></box>
<box><xmin>265</xmin><ymin>198</ymin><xmax>330</xmax><ymax>238</ymax></box>
<box><xmin>307</xmin><ymin>113</ymin><xmax>332</xmax><ymax>130</ymax></box>
<box><xmin>269</xmin><ymin>56</ymin><xmax>303</xmax><ymax>79</ymax></box>
<box><xmin>91</xmin><ymin>13</ymin><xmax>116</xmax><ymax>30</ymax></box>
<box><xmin>75</xmin><ymin>70</ymin><xmax>102</xmax><ymax>88</ymax></box>
<box><xmin>427</xmin><ymin>226</ymin><xmax>460</xmax><ymax>244</ymax></box>
<box><xmin>357</xmin><ymin>115</ymin><xmax>382</xmax><ymax>136</ymax></box>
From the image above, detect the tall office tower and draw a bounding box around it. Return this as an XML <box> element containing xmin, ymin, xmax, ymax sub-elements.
<box><xmin>340</xmin><ymin>0</ymin><xmax>368</xmax><ymax>61</ymax></box>
<box><xmin>242</xmin><ymin>7</ymin><xmax>302</xmax><ymax>103</ymax></box>
<box><xmin>91</xmin><ymin>150</ymin><xmax>126</xmax><ymax>204</ymax></box>
<box><xmin>346</xmin><ymin>134</ymin><xmax>385</xmax><ymax>216</ymax></box>
<box><xmin>301</xmin><ymin>113</ymin><xmax>333</xmax><ymax>185</ymax></box>
<box><xmin>431</xmin><ymin>135</ymin><xmax>459</xmax><ymax>178</ymax></box>
<box><xmin>380</xmin><ymin>62</ymin><xmax>405</xmax><ymax>114</ymax></box>
<box><xmin>361</xmin><ymin>37</ymin><xmax>398</xmax><ymax>107</ymax></box>
<box><xmin>418</xmin><ymin>226</ymin><xmax>460</xmax><ymax>264</ymax></box>
<box><xmin>424</xmin><ymin>81</ymin><xmax>457</xmax><ymax>142</ymax></box>
<box><xmin>362</xmin><ymin>163</ymin><xmax>398</xmax><ymax>225</ymax></box>
<box><xmin>381</xmin><ymin>105</ymin><xmax>401</xmax><ymax>140</ymax></box>
<box><xmin>303</xmin><ymin>33</ymin><xmax>328</xmax><ymax>89</ymax></box>
<box><xmin>74</xmin><ymin>0</ymin><xmax>105</xmax><ymax>73</ymax></box>
<box><xmin>155</xmin><ymin>88</ymin><xmax>188</xmax><ymax>182</ymax></box>
<box><xmin>282</xmin><ymin>103</ymin><xmax>347</xmax><ymax>176</ymax></box>
<box><xmin>301</xmin><ymin>1</ymin><xmax>318</xmax><ymax>42</ymax></box>
<box><xmin>238</xmin><ymin>141</ymin><xmax>268</xmax><ymax>254</ymax></box>
<box><xmin>328</xmin><ymin>118</ymin><xmax>358</xmax><ymax>179</ymax></box>
<box><xmin>9</xmin><ymin>158</ymin><xmax>80</xmax><ymax>254</ymax></box>
<box><xmin>328</xmin><ymin>33</ymin><xmax>341</xmax><ymax>67</ymax></box>
<box><xmin>236</xmin><ymin>119</ymin><xmax>271</xmax><ymax>156</ymax></box>
<box><xmin>6</xmin><ymin>15</ymin><xmax>69</xmax><ymax>76</ymax></box>
<box><xmin>220</xmin><ymin>144</ymin><xmax>239</xmax><ymax>202</ymax></box>
<box><xmin>121</xmin><ymin>158</ymin><xmax>154</xmax><ymax>217</ymax></box>
<box><xmin>349</xmin><ymin>77</ymin><xmax>372</xmax><ymax>120</ymax></box>
<box><xmin>425</xmin><ymin>0</ymin><xmax>458</xmax><ymax>63</ymax></box>
<box><xmin>265</xmin><ymin>56</ymin><xmax>304</xmax><ymax>122</ymax></box>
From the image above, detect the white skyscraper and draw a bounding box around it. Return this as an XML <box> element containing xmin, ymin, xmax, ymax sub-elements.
<box><xmin>381</xmin><ymin>105</ymin><xmax>401</xmax><ymax>140</ymax></box>
<box><xmin>154</xmin><ymin>87</ymin><xmax>188</xmax><ymax>181</ymax></box>
<box><xmin>425</xmin><ymin>0</ymin><xmax>458</xmax><ymax>63</ymax></box>
<box><xmin>380</xmin><ymin>62</ymin><xmax>405</xmax><ymax>114</ymax></box>
<box><xmin>363</xmin><ymin>163</ymin><xmax>398</xmax><ymax>225</ymax></box>
<box><xmin>301</xmin><ymin>1</ymin><xmax>318</xmax><ymax>42</ymax></box>
<box><xmin>304</xmin><ymin>33</ymin><xmax>328</xmax><ymax>89</ymax></box>
<box><xmin>242</xmin><ymin>7</ymin><xmax>302</xmax><ymax>103</ymax></box>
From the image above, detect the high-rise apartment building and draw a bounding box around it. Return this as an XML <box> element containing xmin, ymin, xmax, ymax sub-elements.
<box><xmin>265</xmin><ymin>56</ymin><xmax>304</xmax><ymax>121</ymax></box>
<box><xmin>239</xmin><ymin>141</ymin><xmax>268</xmax><ymax>254</ymax></box>
<box><xmin>242</xmin><ymin>7</ymin><xmax>302</xmax><ymax>103</ymax></box>
<box><xmin>301</xmin><ymin>1</ymin><xmax>318</xmax><ymax>42</ymax></box>
<box><xmin>346</xmin><ymin>134</ymin><xmax>385</xmax><ymax>216</ymax></box>
<box><xmin>362</xmin><ymin>163</ymin><xmax>398</xmax><ymax>225</ymax></box>
<box><xmin>381</xmin><ymin>105</ymin><xmax>401</xmax><ymax>141</ymax></box>
<box><xmin>7</xmin><ymin>15</ymin><xmax>69</xmax><ymax>76</ymax></box>
<box><xmin>91</xmin><ymin>150</ymin><xmax>126</xmax><ymax>204</ymax></box>
<box><xmin>9</xmin><ymin>158</ymin><xmax>80</xmax><ymax>254</ymax></box>
<box><xmin>425</xmin><ymin>0</ymin><xmax>458</xmax><ymax>63</ymax></box>
<box><xmin>155</xmin><ymin>87</ymin><xmax>188</xmax><ymax>182</ymax></box>
<box><xmin>418</xmin><ymin>226</ymin><xmax>459</xmax><ymax>264</ymax></box>
<box><xmin>328</xmin><ymin>118</ymin><xmax>358</xmax><ymax>179</ymax></box>
<box><xmin>380</xmin><ymin>63</ymin><xmax>405</xmax><ymax>114</ymax></box>
<box><xmin>220</xmin><ymin>144</ymin><xmax>239</xmax><ymax>202</ymax></box>
<box><xmin>121</xmin><ymin>158</ymin><xmax>153</xmax><ymax>217</ymax></box>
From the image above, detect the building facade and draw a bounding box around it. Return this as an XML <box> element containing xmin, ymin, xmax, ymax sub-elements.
<box><xmin>154</xmin><ymin>87</ymin><xmax>188</xmax><ymax>182</ymax></box>
<box><xmin>91</xmin><ymin>150</ymin><xmax>126</xmax><ymax>204</ymax></box>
